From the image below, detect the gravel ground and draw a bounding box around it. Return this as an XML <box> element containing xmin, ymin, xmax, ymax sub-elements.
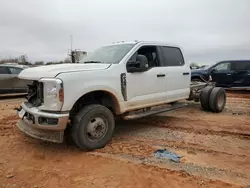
<box><xmin>0</xmin><ymin>91</ymin><xmax>249</xmax><ymax>188</ymax></box>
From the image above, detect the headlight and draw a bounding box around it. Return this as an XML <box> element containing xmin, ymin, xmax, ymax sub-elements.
<box><xmin>39</xmin><ymin>78</ymin><xmax>64</xmax><ymax>111</ymax></box>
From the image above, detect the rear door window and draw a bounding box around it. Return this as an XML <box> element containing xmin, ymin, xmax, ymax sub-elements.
<box><xmin>233</xmin><ymin>61</ymin><xmax>250</xmax><ymax>71</ymax></box>
<box><xmin>0</xmin><ymin>67</ymin><xmax>10</xmax><ymax>74</ymax></box>
<box><xmin>160</xmin><ymin>46</ymin><xmax>185</xmax><ymax>66</ymax></box>
<box><xmin>9</xmin><ymin>67</ymin><xmax>23</xmax><ymax>74</ymax></box>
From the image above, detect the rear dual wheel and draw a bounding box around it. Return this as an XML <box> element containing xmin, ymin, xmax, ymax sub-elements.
<box><xmin>200</xmin><ymin>86</ymin><xmax>226</xmax><ymax>113</ymax></box>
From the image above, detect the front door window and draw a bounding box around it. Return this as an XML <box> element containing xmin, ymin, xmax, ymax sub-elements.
<box><xmin>214</xmin><ymin>62</ymin><xmax>231</xmax><ymax>71</ymax></box>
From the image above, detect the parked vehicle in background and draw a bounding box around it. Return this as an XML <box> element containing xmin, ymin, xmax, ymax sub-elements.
<box><xmin>191</xmin><ymin>60</ymin><xmax>250</xmax><ymax>88</ymax></box>
<box><xmin>0</xmin><ymin>64</ymin><xmax>31</xmax><ymax>94</ymax></box>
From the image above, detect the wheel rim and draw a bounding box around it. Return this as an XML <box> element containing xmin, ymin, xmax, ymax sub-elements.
<box><xmin>86</xmin><ymin>116</ymin><xmax>108</xmax><ymax>142</ymax></box>
<box><xmin>217</xmin><ymin>93</ymin><xmax>225</xmax><ymax>108</ymax></box>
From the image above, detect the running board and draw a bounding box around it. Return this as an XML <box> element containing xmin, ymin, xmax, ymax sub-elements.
<box><xmin>225</xmin><ymin>87</ymin><xmax>250</xmax><ymax>91</ymax></box>
<box><xmin>123</xmin><ymin>102</ymin><xmax>192</xmax><ymax>120</ymax></box>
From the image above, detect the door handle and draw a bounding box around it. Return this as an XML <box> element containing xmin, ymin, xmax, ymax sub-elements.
<box><xmin>183</xmin><ymin>72</ymin><xmax>190</xmax><ymax>75</ymax></box>
<box><xmin>157</xmin><ymin>74</ymin><xmax>165</xmax><ymax>77</ymax></box>
<box><xmin>227</xmin><ymin>73</ymin><xmax>231</xmax><ymax>76</ymax></box>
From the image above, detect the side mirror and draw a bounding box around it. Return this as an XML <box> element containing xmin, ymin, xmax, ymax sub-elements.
<box><xmin>127</xmin><ymin>55</ymin><xmax>148</xmax><ymax>73</ymax></box>
<box><xmin>210</xmin><ymin>68</ymin><xmax>216</xmax><ymax>73</ymax></box>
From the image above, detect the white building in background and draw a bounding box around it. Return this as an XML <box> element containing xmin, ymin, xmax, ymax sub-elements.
<box><xmin>71</xmin><ymin>50</ymin><xmax>87</xmax><ymax>63</ymax></box>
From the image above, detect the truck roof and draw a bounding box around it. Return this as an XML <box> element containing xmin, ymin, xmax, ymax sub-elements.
<box><xmin>0</xmin><ymin>64</ymin><xmax>30</xmax><ymax>69</ymax></box>
<box><xmin>107</xmin><ymin>40</ymin><xmax>181</xmax><ymax>48</ymax></box>
<box><xmin>219</xmin><ymin>60</ymin><xmax>250</xmax><ymax>63</ymax></box>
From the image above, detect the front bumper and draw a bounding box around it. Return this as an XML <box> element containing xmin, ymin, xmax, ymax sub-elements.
<box><xmin>16</xmin><ymin>102</ymin><xmax>69</xmax><ymax>143</ymax></box>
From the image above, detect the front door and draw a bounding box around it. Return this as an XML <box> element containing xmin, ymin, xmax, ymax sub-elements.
<box><xmin>211</xmin><ymin>62</ymin><xmax>233</xmax><ymax>87</ymax></box>
<box><xmin>125</xmin><ymin>45</ymin><xmax>167</xmax><ymax>109</ymax></box>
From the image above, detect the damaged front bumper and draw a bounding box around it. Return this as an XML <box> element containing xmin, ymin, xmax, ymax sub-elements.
<box><xmin>16</xmin><ymin>102</ymin><xmax>69</xmax><ymax>143</ymax></box>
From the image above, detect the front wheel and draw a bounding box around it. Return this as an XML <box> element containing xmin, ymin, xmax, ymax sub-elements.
<box><xmin>71</xmin><ymin>104</ymin><xmax>115</xmax><ymax>151</ymax></box>
<box><xmin>191</xmin><ymin>78</ymin><xmax>203</xmax><ymax>82</ymax></box>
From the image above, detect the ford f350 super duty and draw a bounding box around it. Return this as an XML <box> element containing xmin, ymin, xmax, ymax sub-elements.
<box><xmin>16</xmin><ymin>41</ymin><xmax>226</xmax><ymax>151</ymax></box>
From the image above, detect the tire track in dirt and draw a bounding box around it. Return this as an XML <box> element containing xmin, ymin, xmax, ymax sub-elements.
<box><xmin>138</xmin><ymin>112</ymin><xmax>250</xmax><ymax>138</ymax></box>
<box><xmin>94</xmin><ymin>137</ymin><xmax>250</xmax><ymax>186</ymax></box>
<box><xmin>120</xmin><ymin>119</ymin><xmax>250</xmax><ymax>140</ymax></box>
<box><xmin>99</xmin><ymin>136</ymin><xmax>250</xmax><ymax>163</ymax></box>
<box><xmin>128</xmin><ymin>93</ymin><xmax>250</xmax><ymax>139</ymax></box>
<box><xmin>96</xmin><ymin>140</ymin><xmax>155</xmax><ymax>158</ymax></box>
<box><xmin>125</xmin><ymin>137</ymin><xmax>249</xmax><ymax>158</ymax></box>
<box><xmin>226</xmin><ymin>90</ymin><xmax>250</xmax><ymax>99</ymax></box>
<box><xmin>2</xmin><ymin>134</ymin><xmax>240</xmax><ymax>188</ymax></box>
<box><xmin>91</xmin><ymin>151</ymin><xmax>243</xmax><ymax>188</ymax></box>
<box><xmin>98</xmin><ymin>98</ymin><xmax>250</xmax><ymax>186</ymax></box>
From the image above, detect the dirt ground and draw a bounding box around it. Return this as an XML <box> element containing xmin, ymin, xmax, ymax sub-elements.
<box><xmin>0</xmin><ymin>91</ymin><xmax>250</xmax><ymax>188</ymax></box>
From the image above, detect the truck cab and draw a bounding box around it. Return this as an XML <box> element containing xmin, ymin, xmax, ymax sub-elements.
<box><xmin>107</xmin><ymin>41</ymin><xmax>191</xmax><ymax>112</ymax></box>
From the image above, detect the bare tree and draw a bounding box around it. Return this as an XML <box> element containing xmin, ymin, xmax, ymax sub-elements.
<box><xmin>34</xmin><ymin>61</ymin><xmax>44</xmax><ymax>66</ymax></box>
<box><xmin>19</xmin><ymin>55</ymin><xmax>28</xmax><ymax>63</ymax></box>
<box><xmin>63</xmin><ymin>57</ymin><xmax>71</xmax><ymax>63</ymax></box>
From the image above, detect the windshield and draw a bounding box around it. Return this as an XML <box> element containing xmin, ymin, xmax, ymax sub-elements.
<box><xmin>204</xmin><ymin>63</ymin><xmax>216</xmax><ymax>70</ymax></box>
<box><xmin>79</xmin><ymin>44</ymin><xmax>135</xmax><ymax>64</ymax></box>
<box><xmin>196</xmin><ymin>63</ymin><xmax>216</xmax><ymax>70</ymax></box>
<box><xmin>199</xmin><ymin>65</ymin><xmax>209</xmax><ymax>69</ymax></box>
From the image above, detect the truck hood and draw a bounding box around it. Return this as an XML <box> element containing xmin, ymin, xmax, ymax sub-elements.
<box><xmin>18</xmin><ymin>63</ymin><xmax>111</xmax><ymax>80</ymax></box>
<box><xmin>191</xmin><ymin>68</ymin><xmax>208</xmax><ymax>74</ymax></box>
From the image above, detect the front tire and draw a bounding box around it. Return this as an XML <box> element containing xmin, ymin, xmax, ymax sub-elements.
<box><xmin>71</xmin><ymin>104</ymin><xmax>115</xmax><ymax>151</ymax></box>
<box><xmin>191</xmin><ymin>78</ymin><xmax>203</xmax><ymax>82</ymax></box>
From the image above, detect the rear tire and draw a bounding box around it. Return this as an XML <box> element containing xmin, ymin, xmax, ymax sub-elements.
<box><xmin>209</xmin><ymin>87</ymin><xmax>226</xmax><ymax>113</ymax></box>
<box><xmin>71</xmin><ymin>104</ymin><xmax>115</xmax><ymax>151</ymax></box>
<box><xmin>200</xmin><ymin>86</ymin><xmax>213</xmax><ymax>111</ymax></box>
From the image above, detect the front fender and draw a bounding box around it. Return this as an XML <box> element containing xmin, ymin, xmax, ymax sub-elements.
<box><xmin>57</xmin><ymin>71</ymin><xmax>124</xmax><ymax>112</ymax></box>
<box><xmin>191</xmin><ymin>73</ymin><xmax>208</xmax><ymax>81</ymax></box>
<box><xmin>67</xmin><ymin>86</ymin><xmax>122</xmax><ymax>110</ymax></box>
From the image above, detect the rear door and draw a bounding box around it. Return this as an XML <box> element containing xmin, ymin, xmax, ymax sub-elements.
<box><xmin>231</xmin><ymin>61</ymin><xmax>250</xmax><ymax>87</ymax></box>
<box><xmin>245</xmin><ymin>62</ymin><xmax>250</xmax><ymax>87</ymax></box>
<box><xmin>159</xmin><ymin>46</ymin><xmax>190</xmax><ymax>101</ymax></box>
<box><xmin>0</xmin><ymin>66</ymin><xmax>13</xmax><ymax>93</ymax></box>
<box><xmin>8</xmin><ymin>66</ymin><xmax>29</xmax><ymax>92</ymax></box>
<box><xmin>211</xmin><ymin>62</ymin><xmax>233</xmax><ymax>87</ymax></box>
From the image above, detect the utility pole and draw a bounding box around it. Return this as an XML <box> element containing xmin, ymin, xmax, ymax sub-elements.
<box><xmin>70</xmin><ymin>34</ymin><xmax>75</xmax><ymax>63</ymax></box>
<box><xmin>70</xmin><ymin>34</ymin><xmax>73</xmax><ymax>52</ymax></box>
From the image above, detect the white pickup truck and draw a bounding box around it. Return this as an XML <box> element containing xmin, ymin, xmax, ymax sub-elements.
<box><xmin>16</xmin><ymin>41</ymin><xmax>226</xmax><ymax>151</ymax></box>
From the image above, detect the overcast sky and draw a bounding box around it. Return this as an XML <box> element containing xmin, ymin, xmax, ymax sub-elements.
<box><xmin>0</xmin><ymin>0</ymin><xmax>249</xmax><ymax>64</ymax></box>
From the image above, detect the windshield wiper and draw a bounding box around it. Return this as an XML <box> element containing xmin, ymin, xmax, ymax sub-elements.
<box><xmin>84</xmin><ymin>61</ymin><xmax>102</xmax><ymax>64</ymax></box>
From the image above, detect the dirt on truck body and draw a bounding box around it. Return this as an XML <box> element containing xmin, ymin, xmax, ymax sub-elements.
<box><xmin>0</xmin><ymin>91</ymin><xmax>250</xmax><ymax>188</ymax></box>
